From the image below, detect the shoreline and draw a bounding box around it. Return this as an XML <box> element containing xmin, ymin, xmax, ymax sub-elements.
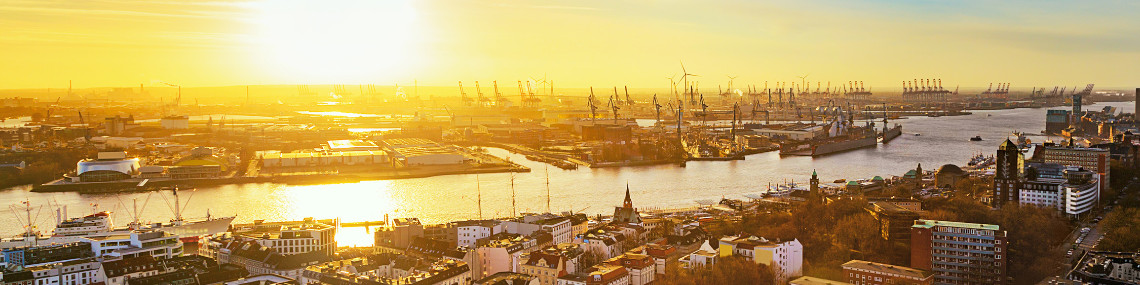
<box><xmin>30</xmin><ymin>165</ymin><xmax>529</xmax><ymax>193</ymax></box>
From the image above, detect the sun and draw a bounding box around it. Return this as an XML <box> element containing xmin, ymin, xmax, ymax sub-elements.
<box><xmin>253</xmin><ymin>0</ymin><xmax>419</xmax><ymax>84</ymax></box>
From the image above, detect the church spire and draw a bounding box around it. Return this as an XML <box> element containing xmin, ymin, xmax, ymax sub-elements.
<box><xmin>623</xmin><ymin>184</ymin><xmax>633</xmax><ymax>208</ymax></box>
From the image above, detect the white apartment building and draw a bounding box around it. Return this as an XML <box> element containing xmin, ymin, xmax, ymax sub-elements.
<box><xmin>718</xmin><ymin>236</ymin><xmax>803</xmax><ymax>284</ymax></box>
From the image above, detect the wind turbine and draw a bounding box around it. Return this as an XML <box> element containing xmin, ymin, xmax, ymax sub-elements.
<box><xmin>796</xmin><ymin>74</ymin><xmax>810</xmax><ymax>92</ymax></box>
<box><xmin>726</xmin><ymin>75</ymin><xmax>738</xmax><ymax>97</ymax></box>
<box><xmin>679</xmin><ymin>61</ymin><xmax>698</xmax><ymax>108</ymax></box>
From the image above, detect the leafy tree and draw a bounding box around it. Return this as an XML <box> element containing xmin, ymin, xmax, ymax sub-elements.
<box><xmin>578</xmin><ymin>248</ymin><xmax>607</xmax><ymax>268</ymax></box>
<box><xmin>1098</xmin><ymin>208</ymin><xmax>1140</xmax><ymax>252</ymax></box>
<box><xmin>661</xmin><ymin>256</ymin><xmax>775</xmax><ymax>285</ymax></box>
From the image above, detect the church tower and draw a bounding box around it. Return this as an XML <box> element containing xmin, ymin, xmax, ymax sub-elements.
<box><xmin>810</xmin><ymin>169</ymin><xmax>821</xmax><ymax>202</ymax></box>
<box><xmin>613</xmin><ymin>184</ymin><xmax>642</xmax><ymax>224</ymax></box>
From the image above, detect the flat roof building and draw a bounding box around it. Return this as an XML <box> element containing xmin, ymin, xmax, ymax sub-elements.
<box><xmin>911</xmin><ymin>220</ymin><xmax>1007</xmax><ymax>285</ymax></box>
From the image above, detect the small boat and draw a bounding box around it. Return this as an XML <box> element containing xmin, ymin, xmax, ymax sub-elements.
<box><xmin>970</xmin><ymin>136</ymin><xmax>983</xmax><ymax>141</ymax></box>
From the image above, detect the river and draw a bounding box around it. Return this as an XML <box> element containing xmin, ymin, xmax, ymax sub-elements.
<box><xmin>1</xmin><ymin>102</ymin><xmax>1132</xmax><ymax>246</ymax></box>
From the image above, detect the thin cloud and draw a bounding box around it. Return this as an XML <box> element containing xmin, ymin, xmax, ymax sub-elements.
<box><xmin>0</xmin><ymin>5</ymin><xmax>220</xmax><ymax>19</ymax></box>
<box><xmin>526</xmin><ymin>5</ymin><xmax>598</xmax><ymax>11</ymax></box>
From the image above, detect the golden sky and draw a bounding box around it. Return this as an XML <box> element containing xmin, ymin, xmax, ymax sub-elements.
<box><xmin>2</xmin><ymin>0</ymin><xmax>1138</xmax><ymax>90</ymax></box>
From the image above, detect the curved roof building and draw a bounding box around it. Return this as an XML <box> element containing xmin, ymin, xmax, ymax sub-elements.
<box><xmin>76</xmin><ymin>152</ymin><xmax>140</xmax><ymax>182</ymax></box>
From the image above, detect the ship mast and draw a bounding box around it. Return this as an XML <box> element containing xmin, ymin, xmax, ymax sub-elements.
<box><xmin>476</xmin><ymin>174</ymin><xmax>483</xmax><ymax>219</ymax></box>
<box><xmin>545</xmin><ymin>164</ymin><xmax>551</xmax><ymax>214</ymax></box>
<box><xmin>174</xmin><ymin>187</ymin><xmax>181</xmax><ymax>223</ymax></box>
<box><xmin>510</xmin><ymin>172</ymin><xmax>517</xmax><ymax>218</ymax></box>
<box><xmin>11</xmin><ymin>199</ymin><xmax>38</xmax><ymax>246</ymax></box>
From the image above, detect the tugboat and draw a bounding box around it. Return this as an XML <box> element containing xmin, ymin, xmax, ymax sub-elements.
<box><xmin>970</xmin><ymin>136</ymin><xmax>983</xmax><ymax>141</ymax></box>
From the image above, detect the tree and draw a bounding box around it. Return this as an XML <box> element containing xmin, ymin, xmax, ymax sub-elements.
<box><xmin>661</xmin><ymin>256</ymin><xmax>775</xmax><ymax>285</ymax></box>
<box><xmin>578</xmin><ymin>248</ymin><xmax>607</xmax><ymax>268</ymax></box>
<box><xmin>1098</xmin><ymin>208</ymin><xmax>1140</xmax><ymax>252</ymax></box>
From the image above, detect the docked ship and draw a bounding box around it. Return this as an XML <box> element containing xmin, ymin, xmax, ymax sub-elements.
<box><xmin>780</xmin><ymin>108</ymin><xmax>878</xmax><ymax>156</ymax></box>
<box><xmin>121</xmin><ymin>187</ymin><xmax>235</xmax><ymax>242</ymax></box>
<box><xmin>52</xmin><ymin>205</ymin><xmax>232</xmax><ymax>241</ymax></box>
<box><xmin>880</xmin><ymin>124</ymin><xmax>902</xmax><ymax>143</ymax></box>
<box><xmin>4</xmin><ymin>190</ymin><xmax>234</xmax><ymax>246</ymax></box>
<box><xmin>878</xmin><ymin>104</ymin><xmax>902</xmax><ymax>143</ymax></box>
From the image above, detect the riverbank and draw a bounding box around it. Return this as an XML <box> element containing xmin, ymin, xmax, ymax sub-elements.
<box><xmin>31</xmin><ymin>164</ymin><xmax>528</xmax><ymax>193</ymax></box>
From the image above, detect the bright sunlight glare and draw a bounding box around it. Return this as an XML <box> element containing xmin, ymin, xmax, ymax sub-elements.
<box><xmin>254</xmin><ymin>0</ymin><xmax>418</xmax><ymax>84</ymax></box>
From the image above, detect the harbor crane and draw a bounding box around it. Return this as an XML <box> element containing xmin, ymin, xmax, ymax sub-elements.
<box><xmin>667</xmin><ymin>74</ymin><xmax>678</xmax><ymax>100</ymax></box>
<box><xmin>624</xmin><ymin>86</ymin><xmax>634</xmax><ymax>106</ymax></box>
<box><xmin>475</xmin><ymin>81</ymin><xmax>488</xmax><ymax>107</ymax></box>
<box><xmin>609</xmin><ymin>94</ymin><xmax>621</xmax><ymax>124</ymax></box>
<box><xmin>493</xmin><ymin>81</ymin><xmax>509</xmax><ymax>106</ymax></box>
<box><xmin>653</xmin><ymin>94</ymin><xmax>662</xmax><ymax>124</ymax></box>
<box><xmin>588</xmin><ymin>87</ymin><xmax>598</xmax><ymax>122</ymax></box>
<box><xmin>78</xmin><ymin>111</ymin><xmax>91</xmax><ymax>146</ymax></box>
<box><xmin>458</xmin><ymin>81</ymin><xmax>472</xmax><ymax>106</ymax></box>
<box><xmin>159</xmin><ymin>82</ymin><xmax>181</xmax><ymax>107</ymax></box>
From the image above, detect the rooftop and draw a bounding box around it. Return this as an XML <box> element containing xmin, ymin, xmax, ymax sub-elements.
<box><xmin>842</xmin><ymin>260</ymin><xmax>931</xmax><ymax>279</ymax></box>
<box><xmin>474</xmin><ymin>272</ymin><xmax>537</xmax><ymax>285</ymax></box>
<box><xmin>912</xmin><ymin>219</ymin><xmax>1000</xmax><ymax>231</ymax></box>
<box><xmin>789</xmin><ymin>276</ymin><xmax>853</xmax><ymax>285</ymax></box>
<box><xmin>327</xmin><ymin>140</ymin><xmax>379</xmax><ymax>150</ymax></box>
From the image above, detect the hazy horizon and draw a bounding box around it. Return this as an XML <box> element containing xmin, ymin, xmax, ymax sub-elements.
<box><xmin>3</xmin><ymin>0</ymin><xmax>1138</xmax><ymax>89</ymax></box>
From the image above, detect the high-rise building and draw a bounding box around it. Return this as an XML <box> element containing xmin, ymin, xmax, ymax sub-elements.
<box><xmin>1040</xmin><ymin>145</ymin><xmax>1109</xmax><ymax>191</ymax></box>
<box><xmin>993</xmin><ymin>140</ymin><xmax>1024</xmax><ymax>207</ymax></box>
<box><xmin>911</xmin><ymin>220</ymin><xmax>1008</xmax><ymax>285</ymax></box>
<box><xmin>1019</xmin><ymin>164</ymin><xmax>1100</xmax><ymax>218</ymax></box>
<box><xmin>1072</xmin><ymin>92</ymin><xmax>1083</xmax><ymax>130</ymax></box>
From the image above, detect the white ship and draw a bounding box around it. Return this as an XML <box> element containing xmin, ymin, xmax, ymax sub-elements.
<box><xmin>121</xmin><ymin>187</ymin><xmax>235</xmax><ymax>243</ymax></box>
<box><xmin>4</xmin><ymin>188</ymin><xmax>234</xmax><ymax>248</ymax></box>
